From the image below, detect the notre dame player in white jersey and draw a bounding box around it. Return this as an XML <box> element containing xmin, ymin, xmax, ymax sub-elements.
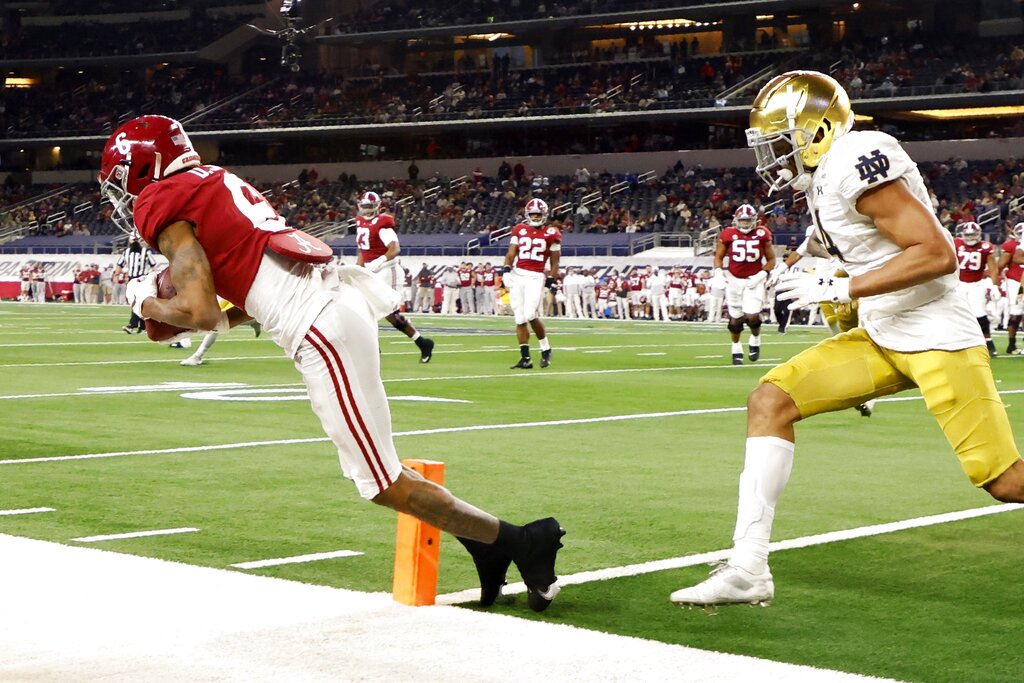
<box><xmin>670</xmin><ymin>71</ymin><xmax>1024</xmax><ymax>608</ymax></box>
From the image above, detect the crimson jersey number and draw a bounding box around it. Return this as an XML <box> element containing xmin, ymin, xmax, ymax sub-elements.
<box><xmin>957</xmin><ymin>249</ymin><xmax>983</xmax><ymax>271</ymax></box>
<box><xmin>356</xmin><ymin>227</ymin><xmax>371</xmax><ymax>251</ymax></box>
<box><xmin>729</xmin><ymin>239</ymin><xmax>762</xmax><ymax>263</ymax></box>
<box><xmin>518</xmin><ymin>237</ymin><xmax>547</xmax><ymax>262</ymax></box>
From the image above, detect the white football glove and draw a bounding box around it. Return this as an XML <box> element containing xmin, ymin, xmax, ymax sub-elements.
<box><xmin>766</xmin><ymin>263</ymin><xmax>787</xmax><ymax>289</ymax></box>
<box><xmin>710</xmin><ymin>267</ymin><xmax>726</xmax><ymax>288</ymax></box>
<box><xmin>776</xmin><ymin>271</ymin><xmax>852</xmax><ymax>311</ymax></box>
<box><xmin>126</xmin><ymin>271</ymin><xmax>158</xmax><ymax>318</ymax></box>
<box><xmin>366</xmin><ymin>256</ymin><xmax>389</xmax><ymax>273</ymax></box>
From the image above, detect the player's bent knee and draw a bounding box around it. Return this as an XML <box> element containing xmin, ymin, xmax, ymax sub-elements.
<box><xmin>389</xmin><ymin>313</ymin><xmax>408</xmax><ymax>330</ymax></box>
<box><xmin>747</xmin><ymin>383</ymin><xmax>800</xmax><ymax>427</ymax></box>
<box><xmin>984</xmin><ymin>460</ymin><xmax>1024</xmax><ymax>503</ymax></box>
<box><xmin>728</xmin><ymin>319</ymin><xmax>745</xmax><ymax>334</ymax></box>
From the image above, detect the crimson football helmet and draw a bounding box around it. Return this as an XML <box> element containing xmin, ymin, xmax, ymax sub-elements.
<box><xmin>358</xmin><ymin>191</ymin><xmax>382</xmax><ymax>218</ymax></box>
<box><xmin>524</xmin><ymin>197</ymin><xmax>549</xmax><ymax>227</ymax></box>
<box><xmin>958</xmin><ymin>221</ymin><xmax>982</xmax><ymax>245</ymax></box>
<box><xmin>734</xmin><ymin>204</ymin><xmax>758</xmax><ymax>233</ymax></box>
<box><xmin>98</xmin><ymin>115</ymin><xmax>201</xmax><ymax>234</ymax></box>
<box><xmin>1011</xmin><ymin>222</ymin><xmax>1024</xmax><ymax>242</ymax></box>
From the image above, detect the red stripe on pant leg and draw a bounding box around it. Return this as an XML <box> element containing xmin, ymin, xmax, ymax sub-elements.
<box><xmin>309</xmin><ymin>326</ymin><xmax>392</xmax><ymax>487</ymax></box>
<box><xmin>304</xmin><ymin>332</ymin><xmax>384</xmax><ymax>494</ymax></box>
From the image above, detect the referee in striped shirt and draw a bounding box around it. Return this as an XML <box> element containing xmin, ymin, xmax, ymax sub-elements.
<box><xmin>119</xmin><ymin>236</ymin><xmax>156</xmax><ymax>333</ymax></box>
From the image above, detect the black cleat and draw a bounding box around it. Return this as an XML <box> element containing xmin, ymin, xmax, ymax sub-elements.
<box><xmin>1007</xmin><ymin>344</ymin><xmax>1017</xmax><ymax>356</ymax></box>
<box><xmin>457</xmin><ymin>537</ymin><xmax>513</xmax><ymax>608</ymax></box>
<box><xmin>512</xmin><ymin>517</ymin><xmax>565</xmax><ymax>612</ymax></box>
<box><xmin>252</xmin><ymin>321</ymin><xmax>262</xmax><ymax>338</ymax></box>
<box><xmin>122</xmin><ymin>325</ymin><xmax>133</xmax><ymax>334</ymax></box>
<box><xmin>748</xmin><ymin>345</ymin><xmax>760</xmax><ymax>362</ymax></box>
<box><xmin>540</xmin><ymin>349</ymin><xmax>551</xmax><ymax>368</ymax></box>
<box><xmin>511</xmin><ymin>358</ymin><xmax>533</xmax><ymax>369</ymax></box>
<box><xmin>732</xmin><ymin>353</ymin><xmax>744</xmax><ymax>366</ymax></box>
<box><xmin>418</xmin><ymin>337</ymin><xmax>434</xmax><ymax>364</ymax></box>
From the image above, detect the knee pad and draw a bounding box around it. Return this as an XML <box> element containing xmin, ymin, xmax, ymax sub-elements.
<box><xmin>727</xmin><ymin>320</ymin><xmax>745</xmax><ymax>334</ymax></box>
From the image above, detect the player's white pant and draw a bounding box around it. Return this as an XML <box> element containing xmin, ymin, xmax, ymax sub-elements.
<box><xmin>668</xmin><ymin>289</ymin><xmax>684</xmax><ymax>311</ymax></box>
<box><xmin>460</xmin><ymin>286</ymin><xmax>475</xmax><ymax>313</ymax></box>
<box><xmin>725</xmin><ymin>271</ymin><xmax>768</xmax><ymax>319</ymax></box>
<box><xmin>958</xmin><ymin>279</ymin><xmax>990</xmax><ymax>318</ymax></box>
<box><xmin>616</xmin><ymin>296</ymin><xmax>629</xmax><ymax>319</ymax></box>
<box><xmin>441</xmin><ymin>287</ymin><xmax>459</xmax><ymax>314</ymax></box>
<box><xmin>474</xmin><ymin>286</ymin><xmax>487</xmax><ymax>314</ymax></box>
<box><xmin>566</xmin><ymin>291</ymin><xmax>583</xmax><ymax>318</ymax></box>
<box><xmin>72</xmin><ymin>282</ymin><xmax>82</xmax><ymax>303</ymax></box>
<box><xmin>478</xmin><ymin>287</ymin><xmax>495</xmax><ymax>315</ymax></box>
<box><xmin>1006</xmin><ymin>278</ymin><xmax>1023</xmax><ymax>324</ymax></box>
<box><xmin>32</xmin><ymin>281</ymin><xmax>45</xmax><ymax>302</ymax></box>
<box><xmin>650</xmin><ymin>293</ymin><xmax>669</xmax><ymax>321</ymax></box>
<box><xmin>296</xmin><ymin>297</ymin><xmax>403</xmax><ymax>500</ymax></box>
<box><xmin>582</xmin><ymin>293</ymin><xmax>598</xmax><ymax>318</ymax></box>
<box><xmin>416</xmin><ymin>286</ymin><xmax>433</xmax><ymax>313</ymax></box>
<box><xmin>509</xmin><ymin>270</ymin><xmax>544</xmax><ymax>324</ymax></box>
<box><xmin>371</xmin><ymin>261</ymin><xmax>402</xmax><ymax>314</ymax></box>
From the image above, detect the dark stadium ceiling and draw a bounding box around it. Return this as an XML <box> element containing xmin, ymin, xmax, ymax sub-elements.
<box><xmin>318</xmin><ymin>0</ymin><xmax>861</xmax><ymax>45</ymax></box>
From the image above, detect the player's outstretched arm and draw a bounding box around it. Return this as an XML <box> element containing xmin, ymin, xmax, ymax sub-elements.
<box><xmin>144</xmin><ymin>220</ymin><xmax>224</xmax><ymax>331</ymax></box>
<box><xmin>848</xmin><ymin>179</ymin><xmax>957</xmax><ymax>298</ymax></box>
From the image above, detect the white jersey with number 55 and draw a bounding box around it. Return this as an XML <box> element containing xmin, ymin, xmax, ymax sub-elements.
<box><xmin>804</xmin><ymin>129</ymin><xmax>980</xmax><ymax>352</ymax></box>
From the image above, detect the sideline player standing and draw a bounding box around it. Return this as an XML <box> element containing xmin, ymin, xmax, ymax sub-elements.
<box><xmin>100</xmin><ymin>115</ymin><xmax>564</xmax><ymax>611</ymax></box>
<box><xmin>714</xmin><ymin>204</ymin><xmax>775</xmax><ymax>364</ymax></box>
<box><xmin>954</xmin><ymin>222</ymin><xmax>999</xmax><ymax>357</ymax></box>
<box><xmin>997</xmin><ymin>222</ymin><xmax>1023</xmax><ymax>354</ymax></box>
<box><xmin>354</xmin><ymin>191</ymin><xmax>434</xmax><ymax>363</ymax></box>
<box><xmin>671</xmin><ymin>71</ymin><xmax>1023</xmax><ymax>608</ymax></box>
<box><xmin>503</xmin><ymin>197</ymin><xmax>560</xmax><ymax>369</ymax></box>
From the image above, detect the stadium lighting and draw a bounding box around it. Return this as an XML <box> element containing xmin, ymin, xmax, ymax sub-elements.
<box><xmin>905</xmin><ymin>106</ymin><xmax>1024</xmax><ymax>120</ymax></box>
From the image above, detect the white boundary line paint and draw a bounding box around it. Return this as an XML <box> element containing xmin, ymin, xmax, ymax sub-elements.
<box><xmin>72</xmin><ymin>527</ymin><xmax>199</xmax><ymax>543</ymax></box>
<box><xmin>230</xmin><ymin>550</ymin><xmax>364</xmax><ymax>569</ymax></box>
<box><xmin>0</xmin><ymin>533</ymin><xmax>891</xmax><ymax>682</ymax></box>
<box><xmin>0</xmin><ymin>507</ymin><xmax>55</xmax><ymax>516</ymax></box>
<box><xmin>4</xmin><ymin>389</ymin><xmax>1023</xmax><ymax>466</ymax></box>
<box><xmin>437</xmin><ymin>503</ymin><xmax>1024</xmax><ymax>604</ymax></box>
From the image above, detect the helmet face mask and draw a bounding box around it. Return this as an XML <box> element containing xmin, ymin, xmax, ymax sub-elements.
<box><xmin>733</xmin><ymin>203</ymin><xmax>758</xmax><ymax>233</ymax></box>
<box><xmin>958</xmin><ymin>222</ymin><xmax>982</xmax><ymax>245</ymax></box>
<box><xmin>747</xmin><ymin>71</ymin><xmax>854</xmax><ymax>194</ymax></box>
<box><xmin>524</xmin><ymin>198</ymin><xmax>549</xmax><ymax>227</ymax></box>
<box><xmin>358</xmin><ymin>191</ymin><xmax>381</xmax><ymax>218</ymax></box>
<box><xmin>98</xmin><ymin>115</ymin><xmax>201</xmax><ymax>235</ymax></box>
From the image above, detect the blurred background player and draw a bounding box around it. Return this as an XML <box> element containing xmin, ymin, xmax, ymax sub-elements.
<box><xmin>714</xmin><ymin>203</ymin><xmax>775</xmax><ymax>364</ymax></box>
<box><xmin>478</xmin><ymin>263</ymin><xmax>497</xmax><ymax>315</ymax></box>
<box><xmin>997</xmin><ymin>222</ymin><xmax>1024</xmax><ymax>354</ymax></box>
<box><xmin>458</xmin><ymin>262</ymin><xmax>476</xmax><ymax>314</ymax></box>
<box><xmin>118</xmin><ymin>236</ymin><xmax>156</xmax><ymax>332</ymax></box>
<box><xmin>503</xmin><ymin>197</ymin><xmax>560</xmax><ymax>369</ymax></box>
<box><xmin>954</xmin><ymin>222</ymin><xmax>999</xmax><ymax>357</ymax></box>
<box><xmin>354</xmin><ymin>191</ymin><xmax>434</xmax><ymax>363</ymax></box>
<box><xmin>179</xmin><ymin>298</ymin><xmax>262</xmax><ymax>366</ymax></box>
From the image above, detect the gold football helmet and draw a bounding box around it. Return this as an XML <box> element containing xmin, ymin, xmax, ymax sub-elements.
<box><xmin>747</xmin><ymin>70</ymin><xmax>854</xmax><ymax>193</ymax></box>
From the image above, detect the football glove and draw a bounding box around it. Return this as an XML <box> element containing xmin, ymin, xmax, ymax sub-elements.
<box><xmin>126</xmin><ymin>271</ymin><xmax>158</xmax><ymax>319</ymax></box>
<box><xmin>501</xmin><ymin>265</ymin><xmax>512</xmax><ymax>276</ymax></box>
<box><xmin>545</xmin><ymin>276</ymin><xmax>556</xmax><ymax>289</ymax></box>
<box><xmin>366</xmin><ymin>256</ymin><xmax>389</xmax><ymax>273</ymax></box>
<box><xmin>766</xmin><ymin>263</ymin><xmax>787</xmax><ymax>288</ymax></box>
<box><xmin>776</xmin><ymin>271</ymin><xmax>852</xmax><ymax>311</ymax></box>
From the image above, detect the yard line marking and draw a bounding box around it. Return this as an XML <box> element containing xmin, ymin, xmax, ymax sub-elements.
<box><xmin>437</xmin><ymin>503</ymin><xmax>1024</xmax><ymax>604</ymax></box>
<box><xmin>0</xmin><ymin>355</ymin><xmax>285</xmax><ymax>369</ymax></box>
<box><xmin>72</xmin><ymin>527</ymin><xmax>199</xmax><ymax>543</ymax></box>
<box><xmin>637</xmin><ymin>352</ymin><xmax>667</xmax><ymax>356</ymax></box>
<box><xmin>583</xmin><ymin>350</ymin><xmax>612</xmax><ymax>354</ymax></box>
<box><xmin>5</xmin><ymin>389</ymin><xmax>1024</xmax><ymax>465</ymax></box>
<box><xmin>695</xmin><ymin>355</ymin><xmax>720</xmax><ymax>359</ymax></box>
<box><xmin>0</xmin><ymin>507</ymin><xmax>55</xmax><ymax>516</ymax></box>
<box><xmin>230</xmin><ymin>549</ymin><xmax>363</xmax><ymax>569</ymax></box>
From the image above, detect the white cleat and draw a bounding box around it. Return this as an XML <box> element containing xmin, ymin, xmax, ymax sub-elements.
<box><xmin>180</xmin><ymin>355</ymin><xmax>205</xmax><ymax>366</ymax></box>
<box><xmin>670</xmin><ymin>564</ymin><xmax>774</xmax><ymax>608</ymax></box>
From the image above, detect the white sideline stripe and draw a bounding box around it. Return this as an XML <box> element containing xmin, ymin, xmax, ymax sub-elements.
<box><xmin>437</xmin><ymin>503</ymin><xmax>1024</xmax><ymax>605</ymax></box>
<box><xmin>72</xmin><ymin>527</ymin><xmax>199</xmax><ymax>543</ymax></box>
<box><xmin>5</xmin><ymin>389</ymin><xmax>1023</xmax><ymax>465</ymax></box>
<box><xmin>0</xmin><ymin>534</ymin><xmax>890</xmax><ymax>683</ymax></box>
<box><xmin>0</xmin><ymin>507</ymin><xmax>55</xmax><ymax>516</ymax></box>
<box><xmin>231</xmin><ymin>550</ymin><xmax>363</xmax><ymax>569</ymax></box>
<box><xmin>0</xmin><ymin>355</ymin><xmax>284</xmax><ymax>369</ymax></box>
<box><xmin>637</xmin><ymin>352</ymin><xmax>667</xmax><ymax>356</ymax></box>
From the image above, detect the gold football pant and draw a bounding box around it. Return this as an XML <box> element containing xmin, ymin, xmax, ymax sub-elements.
<box><xmin>761</xmin><ymin>328</ymin><xmax>1020</xmax><ymax>486</ymax></box>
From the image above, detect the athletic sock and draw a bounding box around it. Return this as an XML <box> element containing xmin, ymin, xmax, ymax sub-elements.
<box><xmin>731</xmin><ymin>341</ymin><xmax>743</xmax><ymax>355</ymax></box>
<box><xmin>491</xmin><ymin>520</ymin><xmax>526</xmax><ymax>555</ymax></box>
<box><xmin>729</xmin><ymin>436</ymin><xmax>795</xmax><ymax>575</ymax></box>
<box><xmin>749</xmin><ymin>334</ymin><xmax>761</xmax><ymax>348</ymax></box>
<box><xmin>411</xmin><ymin>331</ymin><xmax>421</xmax><ymax>342</ymax></box>
<box><xmin>520</xmin><ymin>344</ymin><xmax>531</xmax><ymax>360</ymax></box>
<box><xmin>196</xmin><ymin>332</ymin><xmax>218</xmax><ymax>356</ymax></box>
<box><xmin>538</xmin><ymin>337</ymin><xmax>551</xmax><ymax>352</ymax></box>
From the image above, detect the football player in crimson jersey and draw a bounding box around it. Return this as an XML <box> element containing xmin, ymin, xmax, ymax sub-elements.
<box><xmin>954</xmin><ymin>222</ymin><xmax>999</xmax><ymax>357</ymax></box>
<box><xmin>354</xmin><ymin>191</ymin><xmax>434</xmax><ymax>363</ymax></box>
<box><xmin>996</xmin><ymin>222</ymin><xmax>1024</xmax><ymax>354</ymax></box>
<box><xmin>672</xmin><ymin>71</ymin><xmax>1023</xmax><ymax>610</ymax></box>
<box><xmin>503</xmin><ymin>197</ymin><xmax>560</xmax><ymax>369</ymax></box>
<box><xmin>713</xmin><ymin>204</ymin><xmax>775</xmax><ymax>364</ymax></box>
<box><xmin>99</xmin><ymin>115</ymin><xmax>565</xmax><ymax>612</ymax></box>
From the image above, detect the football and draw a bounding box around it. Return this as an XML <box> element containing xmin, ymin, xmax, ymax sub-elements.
<box><xmin>144</xmin><ymin>267</ymin><xmax>191</xmax><ymax>343</ymax></box>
